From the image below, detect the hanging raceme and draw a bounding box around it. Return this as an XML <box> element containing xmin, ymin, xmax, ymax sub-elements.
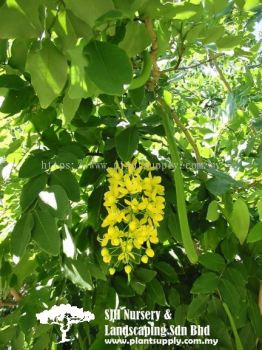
<box><xmin>99</xmin><ymin>160</ymin><xmax>165</xmax><ymax>275</ymax></box>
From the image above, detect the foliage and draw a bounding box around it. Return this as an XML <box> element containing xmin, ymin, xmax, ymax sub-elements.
<box><xmin>0</xmin><ymin>0</ymin><xmax>261</xmax><ymax>349</ymax></box>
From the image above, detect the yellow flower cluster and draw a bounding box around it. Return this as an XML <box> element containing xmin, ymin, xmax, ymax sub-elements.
<box><xmin>99</xmin><ymin>160</ymin><xmax>165</xmax><ymax>275</ymax></box>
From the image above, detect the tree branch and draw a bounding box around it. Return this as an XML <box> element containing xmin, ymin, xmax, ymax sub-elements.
<box><xmin>209</xmin><ymin>51</ymin><xmax>231</xmax><ymax>92</ymax></box>
<box><xmin>0</xmin><ymin>301</ymin><xmax>16</xmax><ymax>308</ymax></box>
<box><xmin>171</xmin><ymin>111</ymin><xmax>203</xmax><ymax>167</ymax></box>
<box><xmin>144</xmin><ymin>17</ymin><xmax>160</xmax><ymax>91</ymax></box>
<box><xmin>86</xmin><ymin>152</ymin><xmax>103</xmax><ymax>157</ymax></box>
<box><xmin>161</xmin><ymin>54</ymin><xmax>224</xmax><ymax>73</ymax></box>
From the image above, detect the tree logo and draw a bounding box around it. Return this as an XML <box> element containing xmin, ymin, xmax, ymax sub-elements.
<box><xmin>36</xmin><ymin>304</ymin><xmax>95</xmax><ymax>343</ymax></box>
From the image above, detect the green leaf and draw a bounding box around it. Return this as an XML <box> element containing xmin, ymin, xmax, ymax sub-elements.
<box><xmin>20</xmin><ymin>174</ymin><xmax>48</xmax><ymax>211</ymax></box>
<box><xmin>88</xmin><ymin>185</ymin><xmax>105</xmax><ymax>229</ymax></box>
<box><xmin>19</xmin><ymin>154</ymin><xmax>45</xmax><ymax>178</ymax></box>
<box><xmin>221</xmin><ymin>237</ymin><xmax>238</xmax><ymax>261</ymax></box>
<box><xmin>244</xmin><ymin>0</ymin><xmax>261</xmax><ymax>11</ymax></box>
<box><xmin>200</xmin><ymin>25</ymin><xmax>225</xmax><ymax>44</ymax></box>
<box><xmin>75</xmin><ymin>127</ymin><xmax>102</xmax><ymax>146</ymax></box>
<box><xmin>158</xmin><ymin>213</ymin><xmax>171</xmax><ymax>242</ymax></box>
<box><xmin>199</xmin><ymin>253</ymin><xmax>226</xmax><ymax>272</ymax></box>
<box><xmin>135</xmin><ymin>267</ymin><xmax>157</xmax><ymax>283</ymax></box>
<box><xmin>32</xmin><ymin>207</ymin><xmax>60</xmax><ymax>256</ymax></box>
<box><xmin>85</xmin><ymin>261</ymin><xmax>107</xmax><ymax>281</ymax></box>
<box><xmin>187</xmin><ymin>295</ymin><xmax>209</xmax><ymax>321</ymax></box>
<box><xmin>206</xmin><ymin>177</ymin><xmax>232</xmax><ymax>195</ymax></box>
<box><xmin>62</xmin><ymin>93</ymin><xmax>81</xmax><ymax>125</ymax></box>
<box><xmin>9</xmin><ymin>39</ymin><xmax>29</xmax><ymax>71</ymax></box>
<box><xmin>204</xmin><ymin>0</ymin><xmax>229</xmax><ymax>14</ymax></box>
<box><xmin>65</xmin><ymin>0</ymin><xmax>114</xmax><ymax>27</ymax></box>
<box><xmin>247</xmin><ymin>222</ymin><xmax>262</xmax><ymax>243</ymax></box>
<box><xmin>0</xmin><ymin>39</ymin><xmax>8</xmax><ymax>62</ymax></box>
<box><xmin>54</xmin><ymin>10</ymin><xmax>78</xmax><ymax>50</ymax></box>
<box><xmin>0</xmin><ymin>87</ymin><xmax>34</xmax><ymax>115</ymax></box>
<box><xmin>49</xmin><ymin>169</ymin><xmax>80</xmax><ymax>202</ymax></box>
<box><xmin>168</xmin><ymin>288</ymin><xmax>180</xmax><ymax>308</ymax></box>
<box><xmin>229</xmin><ymin>198</ymin><xmax>250</xmax><ymax>244</ymax></box>
<box><xmin>31</xmin><ymin>107</ymin><xmax>57</xmax><ymax>132</ymax></box>
<box><xmin>173</xmin><ymin>3</ymin><xmax>200</xmax><ymax>19</ymax></box>
<box><xmin>84</xmin><ymin>41</ymin><xmax>132</xmax><ymax>95</ymax></box>
<box><xmin>67</xmin><ymin>40</ymin><xmax>89</xmax><ymax>99</ymax></box>
<box><xmin>130</xmin><ymin>278</ymin><xmax>146</xmax><ymax>295</ymax></box>
<box><xmin>63</xmin><ymin>257</ymin><xmax>93</xmax><ymax>290</ymax></box>
<box><xmin>206</xmin><ymin>200</ymin><xmax>220</xmax><ymax>222</ymax></box>
<box><xmin>12</xmin><ymin>252</ymin><xmax>37</xmax><ymax>287</ymax></box>
<box><xmin>38</xmin><ymin>185</ymin><xmax>70</xmax><ymax>220</ymax></box>
<box><xmin>113</xmin><ymin>276</ymin><xmax>135</xmax><ymax>297</ymax></box>
<box><xmin>146</xmin><ymin>278</ymin><xmax>166</xmax><ymax>306</ymax></box>
<box><xmin>119</xmin><ymin>22</ymin><xmax>151</xmax><ymax>57</ymax></box>
<box><xmin>11</xmin><ymin>212</ymin><xmax>34</xmax><ymax>257</ymax></box>
<box><xmin>191</xmin><ymin>272</ymin><xmax>219</xmax><ymax>294</ymax></box>
<box><xmin>219</xmin><ymin>278</ymin><xmax>241</xmax><ymax>315</ymax></box>
<box><xmin>0</xmin><ymin>326</ymin><xmax>16</xmax><ymax>346</ymax></box>
<box><xmin>0</xmin><ymin>75</ymin><xmax>27</xmax><ymax>89</ymax></box>
<box><xmin>129</xmin><ymin>86</ymin><xmax>145</xmax><ymax>107</ymax></box>
<box><xmin>216</xmin><ymin>35</ymin><xmax>242</xmax><ymax>50</ymax></box>
<box><xmin>0</xmin><ymin>0</ymin><xmax>41</xmax><ymax>39</ymax></box>
<box><xmin>154</xmin><ymin>261</ymin><xmax>178</xmax><ymax>281</ymax></box>
<box><xmin>80</xmin><ymin>167</ymin><xmax>105</xmax><ymax>187</ymax></box>
<box><xmin>26</xmin><ymin>40</ymin><xmax>68</xmax><ymax>108</ymax></box>
<box><xmin>174</xmin><ymin>304</ymin><xmax>188</xmax><ymax>326</ymax></box>
<box><xmin>206</xmin><ymin>169</ymin><xmax>241</xmax><ymax>193</ymax></box>
<box><xmin>115</xmin><ymin>127</ymin><xmax>139</xmax><ymax>161</ymax></box>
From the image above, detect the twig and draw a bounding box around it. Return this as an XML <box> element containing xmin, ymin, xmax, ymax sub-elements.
<box><xmin>171</xmin><ymin>111</ymin><xmax>203</xmax><ymax>167</ymax></box>
<box><xmin>173</xmin><ymin>45</ymin><xmax>185</xmax><ymax>71</ymax></box>
<box><xmin>144</xmin><ymin>17</ymin><xmax>160</xmax><ymax>91</ymax></box>
<box><xmin>86</xmin><ymin>152</ymin><xmax>103</xmax><ymax>157</ymax></box>
<box><xmin>209</xmin><ymin>51</ymin><xmax>231</xmax><ymax>92</ymax></box>
<box><xmin>161</xmin><ymin>54</ymin><xmax>224</xmax><ymax>73</ymax></box>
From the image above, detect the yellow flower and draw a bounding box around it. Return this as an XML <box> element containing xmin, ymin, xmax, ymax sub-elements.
<box><xmin>141</xmin><ymin>255</ymin><xmax>148</xmax><ymax>264</ymax></box>
<box><xmin>124</xmin><ymin>265</ymin><xmax>132</xmax><ymax>274</ymax></box>
<box><xmin>103</xmin><ymin>254</ymin><xmax>111</xmax><ymax>263</ymax></box>
<box><xmin>146</xmin><ymin>248</ymin><xmax>155</xmax><ymax>258</ymax></box>
<box><xmin>100</xmin><ymin>159</ymin><xmax>165</xmax><ymax>275</ymax></box>
<box><xmin>109</xmin><ymin>268</ymin><xmax>116</xmax><ymax>275</ymax></box>
<box><xmin>101</xmin><ymin>248</ymin><xmax>109</xmax><ymax>257</ymax></box>
<box><xmin>107</xmin><ymin>166</ymin><xmax>123</xmax><ymax>180</ymax></box>
<box><xmin>138</xmin><ymin>197</ymin><xmax>149</xmax><ymax>210</ymax></box>
<box><xmin>129</xmin><ymin>219</ymin><xmax>138</xmax><ymax>232</ymax></box>
<box><xmin>124</xmin><ymin>198</ymin><xmax>139</xmax><ymax>212</ymax></box>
